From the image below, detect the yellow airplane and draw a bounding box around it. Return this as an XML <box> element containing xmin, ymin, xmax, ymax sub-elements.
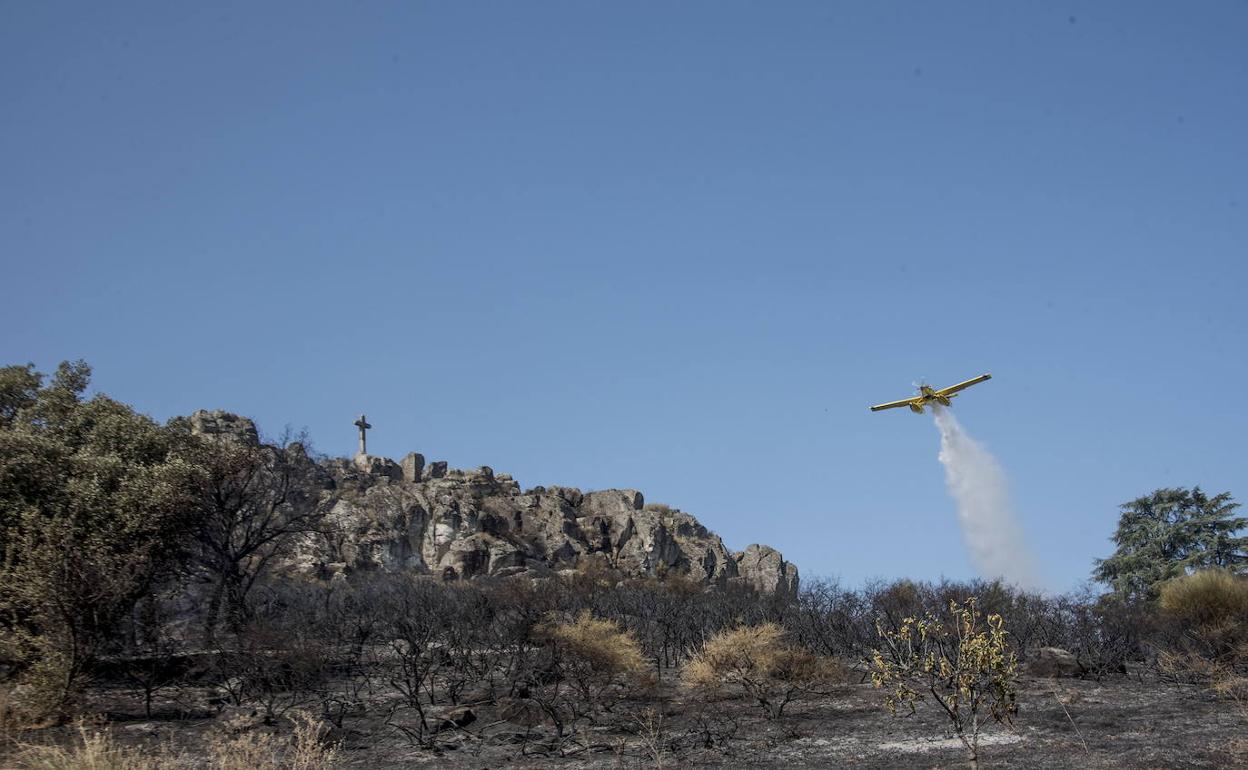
<box><xmin>870</xmin><ymin>374</ymin><xmax>992</xmax><ymax>414</ymax></box>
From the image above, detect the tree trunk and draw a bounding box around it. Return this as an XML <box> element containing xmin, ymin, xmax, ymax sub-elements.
<box><xmin>202</xmin><ymin>574</ymin><xmax>225</xmax><ymax>647</ymax></box>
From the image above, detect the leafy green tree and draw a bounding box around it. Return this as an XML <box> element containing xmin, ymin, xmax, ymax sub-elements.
<box><xmin>0</xmin><ymin>363</ymin><xmax>41</xmax><ymax>428</ymax></box>
<box><xmin>0</xmin><ymin>361</ymin><xmax>203</xmax><ymax>714</ymax></box>
<box><xmin>1094</xmin><ymin>487</ymin><xmax>1247</xmax><ymax>600</ymax></box>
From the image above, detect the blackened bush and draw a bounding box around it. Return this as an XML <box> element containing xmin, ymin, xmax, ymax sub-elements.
<box><xmin>790</xmin><ymin>579</ymin><xmax>872</xmax><ymax>659</ymax></box>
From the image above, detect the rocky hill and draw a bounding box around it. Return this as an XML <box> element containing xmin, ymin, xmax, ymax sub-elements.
<box><xmin>190</xmin><ymin>410</ymin><xmax>799</xmax><ymax>596</ymax></box>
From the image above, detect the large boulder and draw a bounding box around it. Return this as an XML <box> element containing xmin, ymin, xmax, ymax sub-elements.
<box><xmin>1027</xmin><ymin>647</ymin><xmax>1082</xmax><ymax>678</ymax></box>
<box><xmin>441</xmin><ymin>532</ymin><xmax>529</xmax><ymax>580</ymax></box>
<box><xmin>580</xmin><ymin>489</ymin><xmax>644</xmax><ymax>518</ymax></box>
<box><xmin>188</xmin><ymin>410</ymin><xmax>259</xmax><ymax>446</ymax></box>
<box><xmin>401</xmin><ymin>452</ymin><xmax>425</xmax><ymax>483</ymax></box>
<box><xmin>734</xmin><ymin>544</ymin><xmax>800</xmax><ymax>598</ymax></box>
<box><xmin>353</xmin><ymin>454</ymin><xmax>402</xmax><ymax>482</ymax></box>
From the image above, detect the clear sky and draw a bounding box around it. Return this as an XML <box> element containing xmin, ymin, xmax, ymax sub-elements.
<box><xmin>3</xmin><ymin>2</ymin><xmax>1245</xmax><ymax>592</ymax></box>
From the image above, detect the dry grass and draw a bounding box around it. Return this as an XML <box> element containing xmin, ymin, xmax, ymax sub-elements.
<box><xmin>683</xmin><ymin>623</ymin><xmax>845</xmax><ymax>719</ymax></box>
<box><xmin>1158</xmin><ymin>570</ymin><xmax>1248</xmax><ymax>687</ymax></box>
<box><xmin>8</xmin><ymin>711</ymin><xmax>338</xmax><ymax>770</ymax></box>
<box><xmin>1</xmin><ymin>686</ymin><xmax>31</xmax><ymax>747</ymax></box>
<box><xmin>1160</xmin><ymin>569</ymin><xmax>1248</xmax><ymax>632</ymax></box>
<box><xmin>546</xmin><ymin>612</ymin><xmax>649</xmax><ymax>679</ymax></box>
<box><xmin>8</xmin><ymin>720</ymin><xmax>179</xmax><ymax>770</ymax></box>
<box><xmin>1157</xmin><ymin>571</ymin><xmax>1248</xmax><ymax>759</ymax></box>
<box><xmin>212</xmin><ymin>710</ymin><xmax>339</xmax><ymax>770</ymax></box>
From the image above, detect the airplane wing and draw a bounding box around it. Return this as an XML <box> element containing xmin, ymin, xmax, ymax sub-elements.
<box><xmin>870</xmin><ymin>398</ymin><xmax>918</xmax><ymax>412</ymax></box>
<box><xmin>935</xmin><ymin>373</ymin><xmax>992</xmax><ymax>397</ymax></box>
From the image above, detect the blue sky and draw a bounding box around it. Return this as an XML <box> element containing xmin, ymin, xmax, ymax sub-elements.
<box><xmin>3</xmin><ymin>2</ymin><xmax>1245</xmax><ymax>592</ymax></box>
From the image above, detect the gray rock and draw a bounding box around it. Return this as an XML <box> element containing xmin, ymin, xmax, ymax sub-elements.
<box><xmin>734</xmin><ymin>544</ymin><xmax>800</xmax><ymax>598</ymax></box>
<box><xmin>188</xmin><ymin>410</ymin><xmax>259</xmax><ymax>446</ymax></box>
<box><xmin>439</xmin><ymin>534</ymin><xmax>509</xmax><ymax>580</ymax></box>
<box><xmin>436</xmin><ymin>706</ymin><xmax>476</xmax><ymax>732</ymax></box>
<box><xmin>353</xmin><ymin>454</ymin><xmax>402</xmax><ymax>481</ymax></box>
<box><xmin>183</xmin><ymin>411</ymin><xmax>800</xmax><ymax>592</ymax></box>
<box><xmin>492</xmin><ymin>565</ymin><xmax>530</xmax><ymax>579</ymax></box>
<box><xmin>1028</xmin><ymin>647</ymin><xmax>1082</xmax><ymax>678</ymax></box>
<box><xmin>286</xmin><ymin>456</ymin><xmax>794</xmax><ymax>594</ymax></box>
<box><xmin>581</xmin><ymin>489</ymin><xmax>644</xmax><ymax>517</ymax></box>
<box><xmin>549</xmin><ymin>486</ymin><xmax>584</xmax><ymax>507</ymax></box>
<box><xmin>401</xmin><ymin>452</ymin><xmax>425</xmax><ymax>483</ymax></box>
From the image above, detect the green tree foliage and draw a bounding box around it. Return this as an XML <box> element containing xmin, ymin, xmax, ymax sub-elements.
<box><xmin>1094</xmin><ymin>488</ymin><xmax>1247</xmax><ymax>600</ymax></box>
<box><xmin>0</xmin><ymin>363</ymin><xmax>41</xmax><ymax>428</ymax></box>
<box><xmin>0</xmin><ymin>361</ymin><xmax>203</xmax><ymax>714</ymax></box>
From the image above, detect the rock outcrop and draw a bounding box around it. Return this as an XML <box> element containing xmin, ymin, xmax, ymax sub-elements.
<box><xmin>352</xmin><ymin>453</ymin><xmax>403</xmax><ymax>481</ymax></box>
<box><xmin>189</xmin><ymin>410</ymin><xmax>260</xmax><ymax>446</ymax></box>
<box><xmin>400</xmin><ymin>453</ymin><xmax>425</xmax><ymax>483</ymax></box>
<box><xmin>300</xmin><ymin>471</ymin><xmax>778</xmax><ymax>589</ymax></box>
<box><xmin>734</xmin><ymin>544</ymin><xmax>800</xmax><ymax>597</ymax></box>
<box><xmin>307</xmin><ymin>467</ymin><xmax>797</xmax><ymax>593</ymax></box>
<box><xmin>190</xmin><ymin>413</ymin><xmax>798</xmax><ymax>594</ymax></box>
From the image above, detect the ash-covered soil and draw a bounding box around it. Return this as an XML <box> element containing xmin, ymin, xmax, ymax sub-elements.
<box><xmin>15</xmin><ymin>673</ymin><xmax>1246</xmax><ymax>769</ymax></box>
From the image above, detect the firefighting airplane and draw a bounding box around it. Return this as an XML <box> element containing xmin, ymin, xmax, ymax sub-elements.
<box><xmin>869</xmin><ymin>374</ymin><xmax>992</xmax><ymax>414</ymax></box>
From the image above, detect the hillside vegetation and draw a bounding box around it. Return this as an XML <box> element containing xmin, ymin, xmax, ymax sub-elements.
<box><xmin>1</xmin><ymin>361</ymin><xmax>1245</xmax><ymax>768</ymax></box>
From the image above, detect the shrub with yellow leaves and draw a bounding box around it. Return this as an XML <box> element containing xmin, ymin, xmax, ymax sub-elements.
<box><xmin>869</xmin><ymin>597</ymin><xmax>1018</xmax><ymax>761</ymax></box>
<box><xmin>682</xmin><ymin>623</ymin><xmax>846</xmax><ymax>719</ymax></box>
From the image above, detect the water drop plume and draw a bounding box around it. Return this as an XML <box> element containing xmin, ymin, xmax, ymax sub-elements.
<box><xmin>933</xmin><ymin>406</ymin><xmax>1040</xmax><ymax>588</ymax></box>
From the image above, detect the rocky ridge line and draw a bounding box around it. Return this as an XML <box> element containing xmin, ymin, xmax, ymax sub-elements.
<box><xmin>189</xmin><ymin>410</ymin><xmax>799</xmax><ymax>596</ymax></box>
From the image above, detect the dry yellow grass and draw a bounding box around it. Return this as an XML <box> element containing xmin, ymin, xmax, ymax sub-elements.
<box><xmin>1160</xmin><ymin>569</ymin><xmax>1248</xmax><ymax>630</ymax></box>
<box><xmin>546</xmin><ymin>612</ymin><xmax>648</xmax><ymax>678</ymax></box>
<box><xmin>1158</xmin><ymin>570</ymin><xmax>1248</xmax><ymax>713</ymax></box>
<box><xmin>8</xmin><ymin>711</ymin><xmax>338</xmax><ymax>770</ymax></box>
<box><xmin>683</xmin><ymin>623</ymin><xmax>844</xmax><ymax>719</ymax></box>
<box><xmin>9</xmin><ymin>721</ymin><xmax>180</xmax><ymax>770</ymax></box>
<box><xmin>540</xmin><ymin>610</ymin><xmax>653</xmax><ymax>716</ymax></box>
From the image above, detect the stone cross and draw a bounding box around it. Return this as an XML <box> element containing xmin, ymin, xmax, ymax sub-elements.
<box><xmin>353</xmin><ymin>414</ymin><xmax>372</xmax><ymax>456</ymax></box>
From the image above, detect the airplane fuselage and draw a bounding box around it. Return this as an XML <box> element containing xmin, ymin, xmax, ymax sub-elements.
<box><xmin>908</xmin><ymin>387</ymin><xmax>954</xmax><ymax>413</ymax></box>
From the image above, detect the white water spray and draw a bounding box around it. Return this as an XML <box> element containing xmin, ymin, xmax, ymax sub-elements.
<box><xmin>933</xmin><ymin>406</ymin><xmax>1039</xmax><ymax>588</ymax></box>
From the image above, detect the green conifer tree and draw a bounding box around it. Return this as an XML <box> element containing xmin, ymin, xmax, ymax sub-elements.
<box><xmin>1094</xmin><ymin>487</ymin><xmax>1246</xmax><ymax>600</ymax></box>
